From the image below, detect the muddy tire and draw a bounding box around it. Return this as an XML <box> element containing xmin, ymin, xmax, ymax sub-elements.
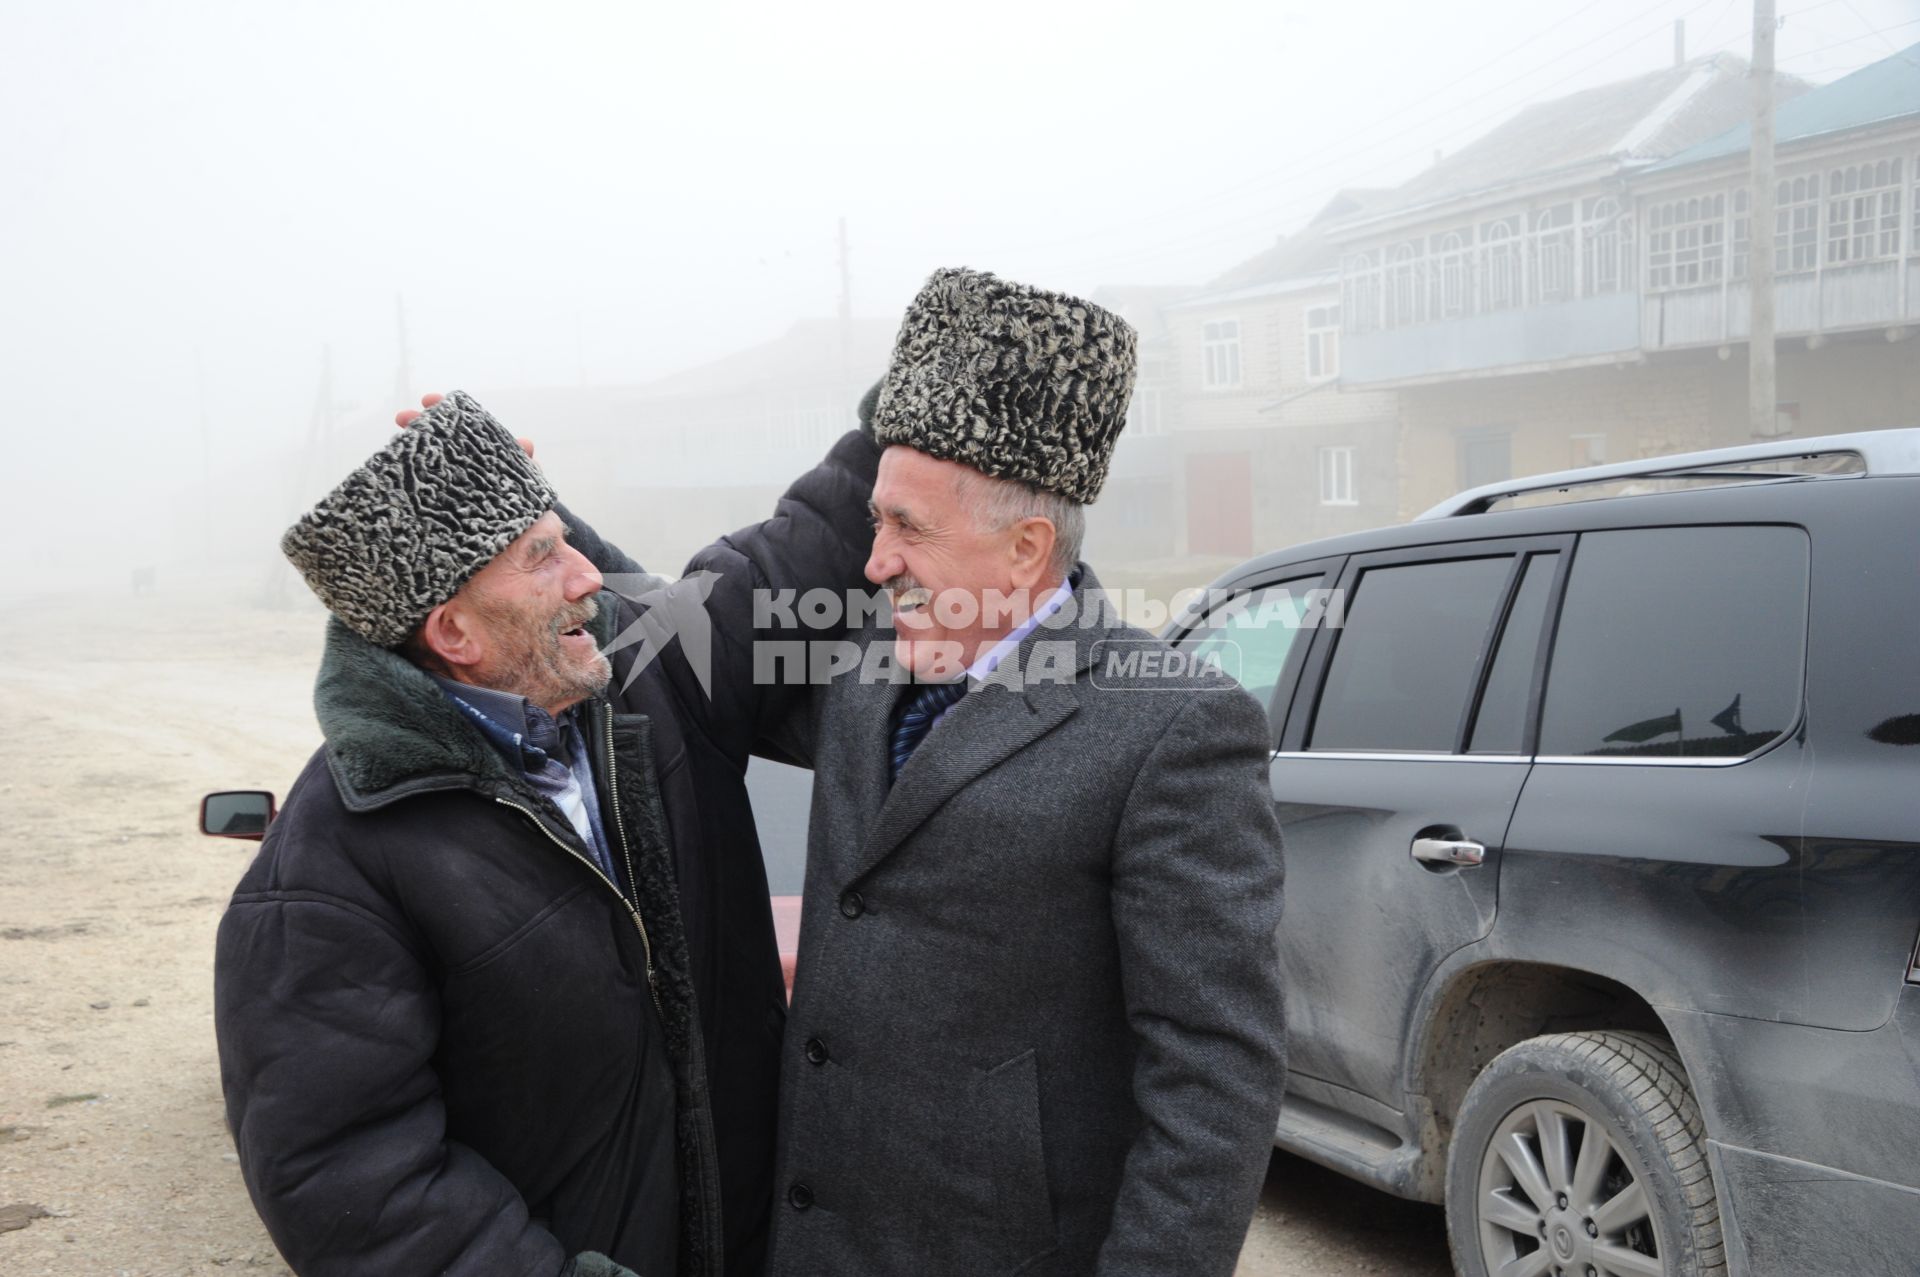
<box><xmin>1445</xmin><ymin>1030</ymin><xmax>1724</xmax><ymax>1277</ymax></box>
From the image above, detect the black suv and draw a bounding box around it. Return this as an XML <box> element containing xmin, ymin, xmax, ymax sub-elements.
<box><xmin>1166</xmin><ymin>431</ymin><xmax>1920</xmax><ymax>1277</ymax></box>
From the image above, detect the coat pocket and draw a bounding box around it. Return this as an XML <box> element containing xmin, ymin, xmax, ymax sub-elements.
<box><xmin>981</xmin><ymin>1048</ymin><xmax>1057</xmax><ymax>1273</ymax></box>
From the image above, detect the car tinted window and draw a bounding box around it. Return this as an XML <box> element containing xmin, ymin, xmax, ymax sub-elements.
<box><xmin>1467</xmin><ymin>552</ymin><xmax>1559</xmax><ymax>754</ymax></box>
<box><xmin>1538</xmin><ymin>526</ymin><xmax>1808</xmax><ymax>759</ymax></box>
<box><xmin>1309</xmin><ymin>555</ymin><xmax>1513</xmax><ymax>752</ymax></box>
<box><xmin>1178</xmin><ymin>579</ymin><xmax>1319</xmax><ymax>720</ymax></box>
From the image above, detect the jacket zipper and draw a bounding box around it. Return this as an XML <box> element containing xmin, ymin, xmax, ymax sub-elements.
<box><xmin>601</xmin><ymin>708</ymin><xmax>649</xmax><ymax>980</ymax></box>
<box><xmin>493</xmin><ymin>795</ymin><xmax>659</xmax><ymax>1009</ymax></box>
<box><xmin>595</xmin><ymin>705</ymin><xmax>727</xmax><ymax>1272</ymax></box>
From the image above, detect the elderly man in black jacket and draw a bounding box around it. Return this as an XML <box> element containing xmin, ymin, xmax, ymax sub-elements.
<box><xmin>214</xmin><ymin>391</ymin><xmax>877</xmax><ymax>1277</ymax></box>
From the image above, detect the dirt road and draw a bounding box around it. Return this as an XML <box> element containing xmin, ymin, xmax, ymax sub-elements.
<box><xmin>0</xmin><ymin>582</ymin><xmax>1451</xmax><ymax>1275</ymax></box>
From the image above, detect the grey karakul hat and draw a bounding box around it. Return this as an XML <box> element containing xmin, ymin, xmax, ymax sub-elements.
<box><xmin>280</xmin><ymin>389</ymin><xmax>556</xmax><ymax>647</ymax></box>
<box><xmin>870</xmin><ymin>267</ymin><xmax>1138</xmax><ymax>504</ymax></box>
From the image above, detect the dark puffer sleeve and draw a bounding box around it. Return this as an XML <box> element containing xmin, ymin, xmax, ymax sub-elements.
<box><xmin>215</xmin><ymin>892</ymin><xmax>565</xmax><ymax>1277</ymax></box>
<box><xmin>564</xmin><ymin>427</ymin><xmax>881</xmax><ymax>769</ymax></box>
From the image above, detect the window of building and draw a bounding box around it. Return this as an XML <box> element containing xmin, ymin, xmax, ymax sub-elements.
<box><xmin>1826</xmin><ymin>158</ymin><xmax>1903</xmax><ymax>265</ymax></box>
<box><xmin>1569</xmin><ymin>433</ymin><xmax>1607</xmax><ymax>468</ymax></box>
<box><xmin>1482</xmin><ymin>217</ymin><xmax>1522</xmax><ymax>311</ymax></box>
<box><xmin>1911</xmin><ymin>154</ymin><xmax>1920</xmax><ymax>250</ymax></box>
<box><xmin>1342</xmin><ymin>250</ymin><xmax>1381</xmax><ymax>335</ymax></box>
<box><xmin>1434</xmin><ymin>230</ymin><xmax>1471</xmax><ymax>316</ymax></box>
<box><xmin>1388</xmin><ymin>242</ymin><xmax>1423</xmax><ymax>327</ymax></box>
<box><xmin>1537</xmin><ymin>526</ymin><xmax>1808</xmax><ymax>759</ymax></box>
<box><xmin>1126</xmin><ymin>385</ymin><xmax>1165</xmax><ymax>436</ymax></box>
<box><xmin>1467</xmin><ymin>552</ymin><xmax>1561</xmax><ymax>754</ymax></box>
<box><xmin>1459</xmin><ymin>431</ymin><xmax>1512</xmax><ymax>490</ymax></box>
<box><xmin>1202</xmin><ymin>319</ymin><xmax>1242</xmax><ymax>389</ymax></box>
<box><xmin>1309</xmin><ymin>555</ymin><xmax>1517</xmax><ymax>752</ymax></box>
<box><xmin>1582</xmin><ymin>198</ymin><xmax>1627</xmax><ymax>295</ymax></box>
<box><xmin>1532</xmin><ymin>204</ymin><xmax>1576</xmax><ymax>303</ymax></box>
<box><xmin>1731</xmin><ymin>187</ymin><xmax>1751</xmax><ymax>280</ymax></box>
<box><xmin>1317</xmin><ymin>445</ymin><xmax>1356</xmax><ymax>506</ymax></box>
<box><xmin>1776</xmin><ymin>173</ymin><xmax>1821</xmax><ymax>273</ymax></box>
<box><xmin>1305</xmin><ymin>304</ymin><xmax>1340</xmax><ymax>380</ymax></box>
<box><xmin>1646</xmin><ymin>194</ymin><xmax>1725</xmax><ymax>291</ymax></box>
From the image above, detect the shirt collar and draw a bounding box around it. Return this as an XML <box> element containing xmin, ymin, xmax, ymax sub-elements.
<box><xmin>429</xmin><ymin>675</ymin><xmax>571</xmax><ymax>771</ymax></box>
<box><xmin>965</xmin><ymin>573</ymin><xmax>1077</xmax><ymax>684</ymax></box>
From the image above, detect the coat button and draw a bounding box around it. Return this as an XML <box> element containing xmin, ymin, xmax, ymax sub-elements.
<box><xmin>804</xmin><ymin>1037</ymin><xmax>829</xmax><ymax>1066</ymax></box>
<box><xmin>839</xmin><ymin>891</ymin><xmax>865</xmax><ymax>919</ymax></box>
<box><xmin>787</xmin><ymin>1181</ymin><xmax>814</xmax><ymax>1211</ymax></box>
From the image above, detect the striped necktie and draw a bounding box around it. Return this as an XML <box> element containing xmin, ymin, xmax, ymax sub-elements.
<box><xmin>888</xmin><ymin>680</ymin><xmax>968</xmax><ymax>782</ymax></box>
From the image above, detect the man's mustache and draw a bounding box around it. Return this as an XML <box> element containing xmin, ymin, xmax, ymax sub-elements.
<box><xmin>884</xmin><ymin>574</ymin><xmax>930</xmax><ymax>609</ymax></box>
<box><xmin>550</xmin><ymin>597</ymin><xmax>599</xmax><ymax>636</ymax></box>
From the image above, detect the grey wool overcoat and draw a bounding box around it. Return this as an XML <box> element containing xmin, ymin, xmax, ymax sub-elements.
<box><xmin>760</xmin><ymin>569</ymin><xmax>1288</xmax><ymax>1277</ymax></box>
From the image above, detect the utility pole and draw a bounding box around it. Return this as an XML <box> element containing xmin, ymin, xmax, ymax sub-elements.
<box><xmin>1748</xmin><ymin>0</ymin><xmax>1778</xmax><ymax>438</ymax></box>
<box><xmin>837</xmin><ymin>217</ymin><xmax>853</xmax><ymax>418</ymax></box>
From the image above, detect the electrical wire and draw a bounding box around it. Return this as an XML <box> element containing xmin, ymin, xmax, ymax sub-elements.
<box><xmin>1045</xmin><ymin>0</ymin><xmax>1909</xmax><ymax>281</ymax></box>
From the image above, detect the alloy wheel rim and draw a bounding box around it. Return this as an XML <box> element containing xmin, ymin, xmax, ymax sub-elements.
<box><xmin>1474</xmin><ymin>1098</ymin><xmax>1664</xmax><ymax>1277</ymax></box>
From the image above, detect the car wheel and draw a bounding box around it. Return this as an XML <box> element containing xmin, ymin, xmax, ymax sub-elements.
<box><xmin>1445</xmin><ymin>1030</ymin><xmax>1724</xmax><ymax>1277</ymax></box>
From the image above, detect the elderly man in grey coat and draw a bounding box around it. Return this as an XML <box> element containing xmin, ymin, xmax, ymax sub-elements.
<box><xmin>577</xmin><ymin>267</ymin><xmax>1287</xmax><ymax>1276</ymax></box>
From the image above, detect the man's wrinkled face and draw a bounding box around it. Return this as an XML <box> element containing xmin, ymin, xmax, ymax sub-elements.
<box><xmin>456</xmin><ymin>512</ymin><xmax>611</xmax><ymax>713</ymax></box>
<box><xmin>864</xmin><ymin>447</ymin><xmax>1023</xmax><ymax>681</ymax></box>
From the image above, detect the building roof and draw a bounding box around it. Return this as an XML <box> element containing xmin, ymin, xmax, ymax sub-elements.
<box><xmin>1089</xmin><ymin>284</ymin><xmax>1202</xmax><ymax>343</ymax></box>
<box><xmin>1351</xmin><ymin>54</ymin><xmax>1807</xmax><ymax>225</ymax></box>
<box><xmin>1649</xmin><ymin>40</ymin><xmax>1920</xmax><ymax>171</ymax></box>
<box><xmin>469</xmin><ymin>317</ymin><xmax>899</xmax><ymax>450</ymax></box>
<box><xmin>625</xmin><ymin>316</ymin><xmax>900</xmax><ymax>400</ymax></box>
<box><xmin>1176</xmin><ymin>190</ymin><xmax>1389</xmax><ymax>306</ymax></box>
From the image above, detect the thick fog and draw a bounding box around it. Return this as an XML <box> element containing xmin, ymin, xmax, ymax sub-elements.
<box><xmin>1</xmin><ymin>0</ymin><xmax>1910</xmax><ymax>603</ymax></box>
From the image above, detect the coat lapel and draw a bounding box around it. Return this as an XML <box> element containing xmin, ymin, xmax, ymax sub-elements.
<box><xmin>849</xmin><ymin>568</ymin><xmax>1121</xmax><ymax>883</ymax></box>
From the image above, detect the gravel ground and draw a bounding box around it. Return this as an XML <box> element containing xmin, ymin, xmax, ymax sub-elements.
<box><xmin>0</xmin><ymin>580</ymin><xmax>1452</xmax><ymax>1276</ymax></box>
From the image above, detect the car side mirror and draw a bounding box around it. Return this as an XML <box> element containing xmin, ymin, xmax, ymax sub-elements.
<box><xmin>201</xmin><ymin>790</ymin><xmax>277</xmax><ymax>841</ymax></box>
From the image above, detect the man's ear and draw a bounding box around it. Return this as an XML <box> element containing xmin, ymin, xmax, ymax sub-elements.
<box><xmin>417</xmin><ymin>599</ymin><xmax>485</xmax><ymax>671</ymax></box>
<box><xmin>1006</xmin><ymin>517</ymin><xmax>1058</xmax><ymax>592</ymax></box>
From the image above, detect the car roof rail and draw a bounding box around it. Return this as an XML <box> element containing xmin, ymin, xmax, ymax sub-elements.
<box><xmin>1416</xmin><ymin>428</ymin><xmax>1920</xmax><ymax>520</ymax></box>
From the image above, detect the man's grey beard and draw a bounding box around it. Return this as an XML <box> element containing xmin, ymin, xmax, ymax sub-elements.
<box><xmin>484</xmin><ymin>595</ymin><xmax>612</xmax><ymax>710</ymax></box>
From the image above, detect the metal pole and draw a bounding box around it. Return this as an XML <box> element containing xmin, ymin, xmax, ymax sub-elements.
<box><xmin>1748</xmin><ymin>0</ymin><xmax>1777</xmax><ymax>438</ymax></box>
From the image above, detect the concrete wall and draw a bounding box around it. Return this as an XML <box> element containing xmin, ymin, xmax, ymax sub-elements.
<box><xmin>1393</xmin><ymin>334</ymin><xmax>1920</xmax><ymax>519</ymax></box>
<box><xmin>1161</xmin><ymin>285</ymin><xmax>1404</xmax><ymax>557</ymax></box>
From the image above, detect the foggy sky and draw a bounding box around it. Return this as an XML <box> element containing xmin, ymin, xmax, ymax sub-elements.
<box><xmin>2</xmin><ymin>0</ymin><xmax>1911</xmax><ymax>600</ymax></box>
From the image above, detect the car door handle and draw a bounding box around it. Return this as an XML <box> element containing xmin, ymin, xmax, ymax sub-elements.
<box><xmin>1411</xmin><ymin>836</ymin><xmax>1486</xmax><ymax>867</ymax></box>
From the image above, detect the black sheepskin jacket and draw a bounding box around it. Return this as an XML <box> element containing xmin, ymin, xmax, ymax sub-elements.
<box><xmin>214</xmin><ymin>429</ymin><xmax>880</xmax><ymax>1277</ymax></box>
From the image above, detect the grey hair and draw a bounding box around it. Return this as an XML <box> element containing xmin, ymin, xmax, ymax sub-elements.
<box><xmin>953</xmin><ymin>469</ymin><xmax>1085</xmax><ymax>580</ymax></box>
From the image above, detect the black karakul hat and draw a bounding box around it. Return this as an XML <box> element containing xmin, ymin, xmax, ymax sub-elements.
<box><xmin>280</xmin><ymin>390</ymin><xmax>556</xmax><ymax>647</ymax></box>
<box><xmin>871</xmin><ymin>267</ymin><xmax>1138</xmax><ymax>504</ymax></box>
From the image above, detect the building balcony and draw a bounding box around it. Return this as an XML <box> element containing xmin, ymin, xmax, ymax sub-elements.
<box><xmin>1646</xmin><ymin>257</ymin><xmax>1920</xmax><ymax>348</ymax></box>
<box><xmin>1341</xmin><ymin>290</ymin><xmax>1642</xmax><ymax>386</ymax></box>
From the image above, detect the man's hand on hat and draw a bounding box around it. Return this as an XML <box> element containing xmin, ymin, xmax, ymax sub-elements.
<box><xmin>395</xmin><ymin>392</ymin><xmax>536</xmax><ymax>460</ymax></box>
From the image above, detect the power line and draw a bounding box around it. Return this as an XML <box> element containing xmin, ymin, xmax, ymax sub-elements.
<box><xmin>987</xmin><ymin>0</ymin><xmax>1712</xmax><ymax>261</ymax></box>
<box><xmin>1046</xmin><ymin>0</ymin><xmax>1735</xmax><ymax>277</ymax></box>
<box><xmin>1838</xmin><ymin>0</ymin><xmax>1908</xmax><ymax>54</ymax></box>
<box><xmin>1056</xmin><ymin>0</ymin><xmax>1907</xmax><ymax>282</ymax></box>
<box><xmin>1777</xmin><ymin>12</ymin><xmax>1920</xmax><ymax>63</ymax></box>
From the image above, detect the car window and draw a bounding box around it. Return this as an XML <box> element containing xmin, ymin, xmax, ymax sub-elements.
<box><xmin>1177</xmin><ymin>579</ymin><xmax>1319</xmax><ymax>719</ymax></box>
<box><xmin>1466</xmin><ymin>551</ymin><xmax>1560</xmax><ymax>754</ymax></box>
<box><xmin>1537</xmin><ymin>526</ymin><xmax>1809</xmax><ymax>759</ymax></box>
<box><xmin>1309</xmin><ymin>555</ymin><xmax>1514</xmax><ymax>753</ymax></box>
